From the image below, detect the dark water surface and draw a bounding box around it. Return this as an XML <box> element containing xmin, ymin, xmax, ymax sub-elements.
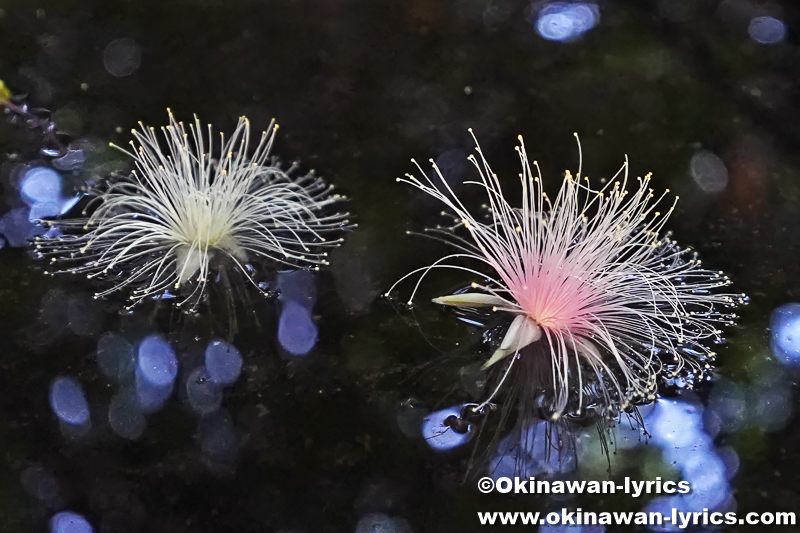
<box><xmin>0</xmin><ymin>0</ymin><xmax>799</xmax><ymax>531</ymax></box>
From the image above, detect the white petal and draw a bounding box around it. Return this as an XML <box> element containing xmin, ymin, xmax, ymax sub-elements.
<box><xmin>482</xmin><ymin>315</ymin><xmax>542</xmax><ymax>368</ymax></box>
<box><xmin>432</xmin><ymin>293</ymin><xmax>508</xmax><ymax>308</ymax></box>
<box><xmin>174</xmin><ymin>245</ymin><xmax>204</xmax><ymax>286</ymax></box>
<box><xmin>216</xmin><ymin>235</ymin><xmax>249</xmax><ymax>263</ymax></box>
<box><xmin>499</xmin><ymin>315</ymin><xmax>542</xmax><ymax>350</ymax></box>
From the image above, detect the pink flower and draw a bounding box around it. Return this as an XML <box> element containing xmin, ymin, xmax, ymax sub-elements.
<box><xmin>388</xmin><ymin>132</ymin><xmax>746</xmax><ymax>420</ymax></box>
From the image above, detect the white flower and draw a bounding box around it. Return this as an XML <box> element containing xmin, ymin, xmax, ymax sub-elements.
<box><xmin>36</xmin><ymin>111</ymin><xmax>350</xmax><ymax>309</ymax></box>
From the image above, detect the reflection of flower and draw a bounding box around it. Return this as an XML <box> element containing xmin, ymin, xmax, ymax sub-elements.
<box><xmin>36</xmin><ymin>111</ymin><xmax>350</xmax><ymax>309</ymax></box>
<box><xmin>388</xmin><ymin>132</ymin><xmax>746</xmax><ymax>420</ymax></box>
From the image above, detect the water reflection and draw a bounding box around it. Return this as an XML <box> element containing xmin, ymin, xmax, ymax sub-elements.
<box><xmin>46</xmin><ymin>328</ymin><xmax>252</xmax><ymax>445</ymax></box>
<box><xmin>92</xmin><ymin>330</ymin><xmax>248</xmax><ymax>462</ymax></box>
<box><xmin>770</xmin><ymin>303</ymin><xmax>800</xmax><ymax>367</ymax></box>
<box><xmin>277</xmin><ymin>270</ymin><xmax>319</xmax><ymax>356</ymax></box>
<box><xmin>534</xmin><ymin>2</ymin><xmax>599</xmax><ymax>42</ymax></box>
<box><xmin>704</xmin><ymin>370</ymin><xmax>793</xmax><ymax>437</ymax></box>
<box><xmin>1</xmin><ymin>165</ymin><xmax>81</xmax><ymax>248</ymax></box>
<box><xmin>137</xmin><ymin>334</ymin><xmax>178</xmax><ymax>387</ymax></box>
<box><xmin>188</xmin><ymin>340</ymin><xmax>246</xmax><ymax>471</ymax></box>
<box><xmin>20</xmin><ymin>166</ymin><xmax>80</xmax><ymax>216</ymax></box>
<box><xmin>278</xmin><ymin>301</ymin><xmax>318</xmax><ymax>356</ymax></box>
<box><xmin>205</xmin><ymin>339</ymin><xmax>243</xmax><ymax>385</ymax></box>
<box><xmin>572</xmin><ymin>395</ymin><xmax>744</xmax><ymax>530</ymax></box>
<box><xmin>49</xmin><ymin>376</ymin><xmax>90</xmax><ymax>426</ymax></box>
<box><xmin>420</xmin><ymin>404</ymin><xmax>474</xmax><ymax>451</ymax></box>
<box><xmin>748</xmin><ymin>16</ymin><xmax>786</xmax><ymax>45</ymax></box>
<box><xmin>20</xmin><ymin>167</ymin><xmax>62</xmax><ymax>205</ymax></box>
<box><xmin>134</xmin><ymin>367</ymin><xmax>173</xmax><ymax>414</ymax></box>
<box><xmin>489</xmin><ymin>420</ymin><xmax>576</xmax><ymax>479</ymax></box>
<box><xmin>689</xmin><ymin>150</ymin><xmax>728</xmax><ymax>194</ymax></box>
<box><xmin>642</xmin><ymin>398</ymin><xmax>734</xmax><ymax>530</ymax></box>
<box><xmin>49</xmin><ymin>511</ymin><xmax>93</xmax><ymax>533</ymax></box>
<box><xmin>98</xmin><ymin>333</ymin><xmax>180</xmax><ymax>439</ymax></box>
<box><xmin>277</xmin><ymin>270</ymin><xmax>318</xmax><ymax>356</ymax></box>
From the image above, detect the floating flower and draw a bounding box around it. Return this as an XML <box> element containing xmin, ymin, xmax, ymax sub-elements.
<box><xmin>35</xmin><ymin>111</ymin><xmax>350</xmax><ymax>309</ymax></box>
<box><xmin>387</xmin><ymin>131</ymin><xmax>746</xmax><ymax>421</ymax></box>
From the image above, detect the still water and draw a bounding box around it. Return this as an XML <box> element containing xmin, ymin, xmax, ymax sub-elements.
<box><xmin>0</xmin><ymin>0</ymin><xmax>798</xmax><ymax>531</ymax></box>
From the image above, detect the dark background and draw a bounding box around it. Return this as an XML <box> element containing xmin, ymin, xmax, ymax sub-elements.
<box><xmin>0</xmin><ymin>0</ymin><xmax>798</xmax><ymax>531</ymax></box>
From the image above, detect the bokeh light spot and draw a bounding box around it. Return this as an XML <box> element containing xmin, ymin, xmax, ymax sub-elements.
<box><xmin>204</xmin><ymin>339</ymin><xmax>243</xmax><ymax>385</ymax></box>
<box><xmin>49</xmin><ymin>376</ymin><xmax>90</xmax><ymax>425</ymax></box>
<box><xmin>748</xmin><ymin>16</ymin><xmax>786</xmax><ymax>45</ymax></box>
<box><xmin>278</xmin><ymin>300</ymin><xmax>318</xmax><ymax>356</ymax></box>
<box><xmin>20</xmin><ymin>167</ymin><xmax>62</xmax><ymax>206</ymax></box>
<box><xmin>689</xmin><ymin>150</ymin><xmax>728</xmax><ymax>194</ymax></box>
<box><xmin>642</xmin><ymin>398</ymin><xmax>734</xmax><ymax>527</ymax></box>
<box><xmin>137</xmin><ymin>334</ymin><xmax>178</xmax><ymax>386</ymax></box>
<box><xmin>134</xmin><ymin>367</ymin><xmax>174</xmax><ymax>413</ymax></box>
<box><xmin>103</xmin><ymin>38</ymin><xmax>142</xmax><ymax>77</ymax></box>
<box><xmin>49</xmin><ymin>511</ymin><xmax>93</xmax><ymax>533</ymax></box>
<box><xmin>535</xmin><ymin>2</ymin><xmax>599</xmax><ymax>42</ymax></box>
<box><xmin>19</xmin><ymin>167</ymin><xmax>81</xmax><ymax>224</ymax></box>
<box><xmin>770</xmin><ymin>303</ymin><xmax>800</xmax><ymax>367</ymax></box>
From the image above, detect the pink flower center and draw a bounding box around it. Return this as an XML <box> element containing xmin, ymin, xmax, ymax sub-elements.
<box><xmin>508</xmin><ymin>272</ymin><xmax>596</xmax><ymax>335</ymax></box>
